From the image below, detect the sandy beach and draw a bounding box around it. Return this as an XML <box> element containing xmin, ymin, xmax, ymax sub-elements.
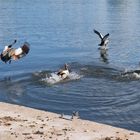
<box><xmin>0</xmin><ymin>102</ymin><xmax>139</xmax><ymax>140</ymax></box>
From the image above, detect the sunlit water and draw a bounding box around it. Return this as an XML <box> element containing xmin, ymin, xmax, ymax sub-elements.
<box><xmin>0</xmin><ymin>0</ymin><xmax>140</xmax><ymax>132</ymax></box>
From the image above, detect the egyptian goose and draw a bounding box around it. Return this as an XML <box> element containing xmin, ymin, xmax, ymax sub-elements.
<box><xmin>57</xmin><ymin>64</ymin><xmax>70</xmax><ymax>79</ymax></box>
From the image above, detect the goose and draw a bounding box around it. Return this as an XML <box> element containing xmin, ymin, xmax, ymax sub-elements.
<box><xmin>57</xmin><ymin>64</ymin><xmax>70</xmax><ymax>80</ymax></box>
<box><xmin>94</xmin><ymin>29</ymin><xmax>109</xmax><ymax>50</ymax></box>
<box><xmin>0</xmin><ymin>40</ymin><xmax>30</xmax><ymax>63</ymax></box>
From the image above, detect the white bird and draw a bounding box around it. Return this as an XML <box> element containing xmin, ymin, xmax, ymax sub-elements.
<box><xmin>94</xmin><ymin>29</ymin><xmax>110</xmax><ymax>50</ymax></box>
<box><xmin>57</xmin><ymin>64</ymin><xmax>70</xmax><ymax>80</ymax></box>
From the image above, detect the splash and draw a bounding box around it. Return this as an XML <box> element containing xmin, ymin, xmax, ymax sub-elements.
<box><xmin>121</xmin><ymin>69</ymin><xmax>140</xmax><ymax>80</ymax></box>
<box><xmin>41</xmin><ymin>71</ymin><xmax>82</xmax><ymax>85</ymax></box>
<box><xmin>131</xmin><ymin>73</ymin><xmax>140</xmax><ymax>79</ymax></box>
<box><xmin>122</xmin><ymin>72</ymin><xmax>140</xmax><ymax>79</ymax></box>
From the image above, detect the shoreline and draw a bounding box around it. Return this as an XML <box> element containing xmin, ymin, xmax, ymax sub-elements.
<box><xmin>0</xmin><ymin>102</ymin><xmax>139</xmax><ymax>140</ymax></box>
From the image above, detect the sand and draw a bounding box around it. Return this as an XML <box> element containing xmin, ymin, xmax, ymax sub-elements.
<box><xmin>0</xmin><ymin>102</ymin><xmax>139</xmax><ymax>140</ymax></box>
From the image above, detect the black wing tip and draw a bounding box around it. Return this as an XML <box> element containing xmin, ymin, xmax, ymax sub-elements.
<box><xmin>104</xmin><ymin>33</ymin><xmax>110</xmax><ymax>37</ymax></box>
<box><xmin>93</xmin><ymin>29</ymin><xmax>109</xmax><ymax>35</ymax></box>
<box><xmin>93</xmin><ymin>29</ymin><xmax>98</xmax><ymax>33</ymax></box>
<box><xmin>93</xmin><ymin>29</ymin><xmax>101</xmax><ymax>36</ymax></box>
<box><xmin>106</xmin><ymin>33</ymin><xmax>110</xmax><ymax>37</ymax></box>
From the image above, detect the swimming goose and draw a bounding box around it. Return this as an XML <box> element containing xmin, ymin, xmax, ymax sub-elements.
<box><xmin>94</xmin><ymin>29</ymin><xmax>109</xmax><ymax>49</ymax></box>
<box><xmin>57</xmin><ymin>64</ymin><xmax>70</xmax><ymax>79</ymax></box>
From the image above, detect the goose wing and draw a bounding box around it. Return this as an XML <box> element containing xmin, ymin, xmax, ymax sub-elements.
<box><xmin>103</xmin><ymin>33</ymin><xmax>109</xmax><ymax>41</ymax></box>
<box><xmin>57</xmin><ymin>69</ymin><xmax>64</xmax><ymax>75</ymax></box>
<box><xmin>94</xmin><ymin>29</ymin><xmax>103</xmax><ymax>39</ymax></box>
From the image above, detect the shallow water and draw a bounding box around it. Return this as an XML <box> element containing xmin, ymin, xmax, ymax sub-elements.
<box><xmin>0</xmin><ymin>0</ymin><xmax>140</xmax><ymax>132</ymax></box>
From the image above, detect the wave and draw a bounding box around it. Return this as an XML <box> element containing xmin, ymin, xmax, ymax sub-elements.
<box><xmin>3</xmin><ymin>62</ymin><xmax>140</xmax><ymax>86</ymax></box>
<box><xmin>32</xmin><ymin>62</ymin><xmax>125</xmax><ymax>83</ymax></box>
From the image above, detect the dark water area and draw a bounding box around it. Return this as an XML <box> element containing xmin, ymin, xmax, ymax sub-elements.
<box><xmin>0</xmin><ymin>0</ymin><xmax>140</xmax><ymax>132</ymax></box>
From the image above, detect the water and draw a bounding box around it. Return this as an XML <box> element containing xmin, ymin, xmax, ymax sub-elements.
<box><xmin>0</xmin><ymin>0</ymin><xmax>140</xmax><ymax>132</ymax></box>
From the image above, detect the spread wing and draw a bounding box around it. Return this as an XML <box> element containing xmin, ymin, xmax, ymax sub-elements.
<box><xmin>93</xmin><ymin>29</ymin><xmax>103</xmax><ymax>39</ymax></box>
<box><xmin>103</xmin><ymin>33</ymin><xmax>109</xmax><ymax>41</ymax></box>
<box><xmin>21</xmin><ymin>42</ymin><xmax>30</xmax><ymax>54</ymax></box>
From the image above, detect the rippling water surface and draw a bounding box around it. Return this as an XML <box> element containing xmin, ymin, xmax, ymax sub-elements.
<box><xmin>0</xmin><ymin>0</ymin><xmax>140</xmax><ymax>132</ymax></box>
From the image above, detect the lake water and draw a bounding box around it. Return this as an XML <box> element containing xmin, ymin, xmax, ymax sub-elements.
<box><xmin>0</xmin><ymin>0</ymin><xmax>140</xmax><ymax>132</ymax></box>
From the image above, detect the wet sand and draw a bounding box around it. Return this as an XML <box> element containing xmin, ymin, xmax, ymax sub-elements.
<box><xmin>0</xmin><ymin>102</ymin><xmax>139</xmax><ymax>140</ymax></box>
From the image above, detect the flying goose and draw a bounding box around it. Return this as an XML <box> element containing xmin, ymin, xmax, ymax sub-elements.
<box><xmin>0</xmin><ymin>40</ymin><xmax>30</xmax><ymax>63</ymax></box>
<box><xmin>94</xmin><ymin>29</ymin><xmax>109</xmax><ymax>49</ymax></box>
